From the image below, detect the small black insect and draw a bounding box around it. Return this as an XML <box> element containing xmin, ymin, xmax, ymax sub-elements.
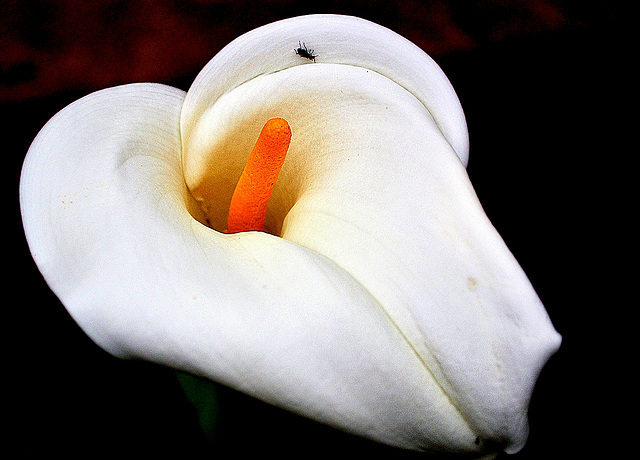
<box><xmin>294</xmin><ymin>41</ymin><xmax>317</xmax><ymax>62</ymax></box>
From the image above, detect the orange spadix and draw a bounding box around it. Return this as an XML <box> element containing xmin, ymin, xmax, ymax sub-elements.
<box><xmin>226</xmin><ymin>118</ymin><xmax>292</xmax><ymax>233</ymax></box>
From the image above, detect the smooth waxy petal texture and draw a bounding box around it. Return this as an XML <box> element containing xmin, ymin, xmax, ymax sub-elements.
<box><xmin>181</xmin><ymin>14</ymin><xmax>469</xmax><ymax>169</ymax></box>
<box><xmin>20</xmin><ymin>14</ymin><xmax>560</xmax><ymax>457</ymax></box>
<box><xmin>180</xmin><ymin>61</ymin><xmax>560</xmax><ymax>454</ymax></box>
<box><xmin>21</xmin><ymin>82</ymin><xmax>479</xmax><ymax>453</ymax></box>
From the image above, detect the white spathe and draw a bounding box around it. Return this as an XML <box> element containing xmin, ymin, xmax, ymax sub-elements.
<box><xmin>20</xmin><ymin>14</ymin><xmax>560</xmax><ymax>457</ymax></box>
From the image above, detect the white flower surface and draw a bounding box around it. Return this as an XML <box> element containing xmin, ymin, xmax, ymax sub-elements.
<box><xmin>20</xmin><ymin>14</ymin><xmax>560</xmax><ymax>457</ymax></box>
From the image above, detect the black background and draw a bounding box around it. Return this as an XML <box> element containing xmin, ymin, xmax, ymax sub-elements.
<box><xmin>5</xmin><ymin>1</ymin><xmax>621</xmax><ymax>458</ymax></box>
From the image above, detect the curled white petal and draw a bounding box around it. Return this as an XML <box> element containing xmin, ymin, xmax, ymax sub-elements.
<box><xmin>181</xmin><ymin>14</ymin><xmax>469</xmax><ymax>167</ymax></box>
<box><xmin>20</xmin><ymin>14</ymin><xmax>561</xmax><ymax>457</ymax></box>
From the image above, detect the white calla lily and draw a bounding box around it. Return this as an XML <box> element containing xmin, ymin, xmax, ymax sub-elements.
<box><xmin>20</xmin><ymin>14</ymin><xmax>560</xmax><ymax>457</ymax></box>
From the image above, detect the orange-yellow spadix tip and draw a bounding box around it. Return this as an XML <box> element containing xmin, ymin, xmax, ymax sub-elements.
<box><xmin>226</xmin><ymin>118</ymin><xmax>292</xmax><ymax>234</ymax></box>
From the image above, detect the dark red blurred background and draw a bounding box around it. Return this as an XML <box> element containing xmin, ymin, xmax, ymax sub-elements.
<box><xmin>1</xmin><ymin>0</ymin><xmax>586</xmax><ymax>102</ymax></box>
<box><xmin>5</xmin><ymin>1</ymin><xmax>621</xmax><ymax>458</ymax></box>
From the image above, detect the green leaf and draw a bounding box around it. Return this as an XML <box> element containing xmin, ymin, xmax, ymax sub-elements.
<box><xmin>175</xmin><ymin>371</ymin><xmax>219</xmax><ymax>442</ymax></box>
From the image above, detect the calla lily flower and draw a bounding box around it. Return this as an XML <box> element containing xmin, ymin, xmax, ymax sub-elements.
<box><xmin>20</xmin><ymin>14</ymin><xmax>560</xmax><ymax>457</ymax></box>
